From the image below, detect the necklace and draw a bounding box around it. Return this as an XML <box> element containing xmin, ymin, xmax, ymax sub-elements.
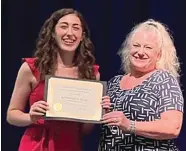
<box><xmin>58</xmin><ymin>63</ymin><xmax>75</xmax><ymax>68</ymax></box>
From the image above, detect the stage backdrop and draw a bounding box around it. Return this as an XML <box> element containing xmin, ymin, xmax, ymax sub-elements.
<box><xmin>2</xmin><ymin>0</ymin><xmax>186</xmax><ymax>150</ymax></box>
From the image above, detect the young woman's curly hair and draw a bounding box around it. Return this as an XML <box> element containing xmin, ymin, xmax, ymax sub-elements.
<box><xmin>34</xmin><ymin>8</ymin><xmax>96</xmax><ymax>80</ymax></box>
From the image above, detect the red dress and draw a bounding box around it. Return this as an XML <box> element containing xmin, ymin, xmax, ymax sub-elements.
<box><xmin>18</xmin><ymin>58</ymin><xmax>99</xmax><ymax>151</ymax></box>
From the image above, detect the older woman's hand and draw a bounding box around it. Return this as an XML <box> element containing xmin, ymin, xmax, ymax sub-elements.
<box><xmin>103</xmin><ymin>111</ymin><xmax>130</xmax><ymax>132</ymax></box>
<box><xmin>101</xmin><ymin>96</ymin><xmax>111</xmax><ymax>112</ymax></box>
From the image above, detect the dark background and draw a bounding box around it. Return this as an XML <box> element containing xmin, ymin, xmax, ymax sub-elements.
<box><xmin>2</xmin><ymin>0</ymin><xmax>186</xmax><ymax>150</ymax></box>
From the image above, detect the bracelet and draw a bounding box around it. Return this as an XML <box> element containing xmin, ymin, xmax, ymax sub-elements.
<box><xmin>128</xmin><ymin>120</ymin><xmax>136</xmax><ymax>134</ymax></box>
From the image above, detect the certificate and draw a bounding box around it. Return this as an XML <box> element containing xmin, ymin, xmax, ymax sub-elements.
<box><xmin>44</xmin><ymin>75</ymin><xmax>107</xmax><ymax>123</ymax></box>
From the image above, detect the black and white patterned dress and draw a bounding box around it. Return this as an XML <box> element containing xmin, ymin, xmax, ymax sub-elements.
<box><xmin>99</xmin><ymin>70</ymin><xmax>184</xmax><ymax>151</ymax></box>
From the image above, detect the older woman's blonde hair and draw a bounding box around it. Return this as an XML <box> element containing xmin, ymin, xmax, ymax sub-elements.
<box><xmin>118</xmin><ymin>19</ymin><xmax>180</xmax><ymax>79</ymax></box>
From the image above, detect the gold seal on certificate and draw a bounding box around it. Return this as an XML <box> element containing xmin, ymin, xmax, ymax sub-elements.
<box><xmin>53</xmin><ymin>103</ymin><xmax>62</xmax><ymax>112</ymax></box>
<box><xmin>44</xmin><ymin>75</ymin><xmax>107</xmax><ymax>123</ymax></box>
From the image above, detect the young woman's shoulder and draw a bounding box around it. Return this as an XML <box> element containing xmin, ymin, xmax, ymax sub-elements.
<box><xmin>17</xmin><ymin>62</ymin><xmax>34</xmax><ymax>80</ymax></box>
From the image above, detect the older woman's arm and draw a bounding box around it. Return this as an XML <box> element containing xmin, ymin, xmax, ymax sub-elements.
<box><xmin>103</xmin><ymin>73</ymin><xmax>184</xmax><ymax>140</ymax></box>
<box><xmin>134</xmin><ymin>110</ymin><xmax>183</xmax><ymax>139</ymax></box>
<box><xmin>103</xmin><ymin>110</ymin><xmax>183</xmax><ymax>140</ymax></box>
<box><xmin>134</xmin><ymin>74</ymin><xmax>183</xmax><ymax>139</ymax></box>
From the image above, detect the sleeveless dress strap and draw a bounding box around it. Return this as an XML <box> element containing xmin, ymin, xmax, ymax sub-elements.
<box><xmin>22</xmin><ymin>58</ymin><xmax>40</xmax><ymax>80</ymax></box>
<box><xmin>93</xmin><ymin>65</ymin><xmax>99</xmax><ymax>75</ymax></box>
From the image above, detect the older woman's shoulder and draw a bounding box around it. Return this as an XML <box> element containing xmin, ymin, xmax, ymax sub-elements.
<box><xmin>154</xmin><ymin>70</ymin><xmax>176</xmax><ymax>78</ymax></box>
<box><xmin>108</xmin><ymin>75</ymin><xmax>123</xmax><ymax>84</ymax></box>
<box><xmin>153</xmin><ymin>70</ymin><xmax>179</xmax><ymax>84</ymax></box>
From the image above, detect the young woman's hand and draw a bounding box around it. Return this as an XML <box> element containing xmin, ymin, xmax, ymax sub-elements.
<box><xmin>29</xmin><ymin>101</ymin><xmax>49</xmax><ymax>123</ymax></box>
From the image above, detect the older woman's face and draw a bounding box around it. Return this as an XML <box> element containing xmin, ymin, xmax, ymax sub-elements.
<box><xmin>129</xmin><ymin>30</ymin><xmax>161</xmax><ymax>73</ymax></box>
<box><xmin>54</xmin><ymin>14</ymin><xmax>83</xmax><ymax>52</ymax></box>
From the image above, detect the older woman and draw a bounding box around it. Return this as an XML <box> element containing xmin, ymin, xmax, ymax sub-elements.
<box><xmin>99</xmin><ymin>19</ymin><xmax>184</xmax><ymax>151</ymax></box>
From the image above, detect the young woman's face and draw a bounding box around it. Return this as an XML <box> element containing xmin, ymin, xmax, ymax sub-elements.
<box><xmin>55</xmin><ymin>14</ymin><xmax>83</xmax><ymax>52</ymax></box>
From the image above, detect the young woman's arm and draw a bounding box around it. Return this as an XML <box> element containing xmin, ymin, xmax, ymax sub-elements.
<box><xmin>7</xmin><ymin>63</ymin><xmax>34</xmax><ymax>126</ymax></box>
